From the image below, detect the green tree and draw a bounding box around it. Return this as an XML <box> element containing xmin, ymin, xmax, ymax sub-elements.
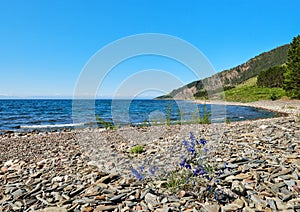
<box><xmin>283</xmin><ymin>35</ymin><xmax>300</xmax><ymax>98</ymax></box>
<box><xmin>257</xmin><ymin>66</ymin><xmax>285</xmax><ymax>88</ymax></box>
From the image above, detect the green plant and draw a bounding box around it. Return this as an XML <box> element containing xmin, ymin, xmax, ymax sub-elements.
<box><xmin>96</xmin><ymin>115</ymin><xmax>115</xmax><ymax>129</ymax></box>
<box><xmin>130</xmin><ymin>132</ymin><xmax>234</xmax><ymax>203</ymax></box>
<box><xmin>257</xmin><ymin>66</ymin><xmax>285</xmax><ymax>88</ymax></box>
<box><xmin>270</xmin><ymin>91</ymin><xmax>278</xmax><ymax>101</ymax></box>
<box><xmin>142</xmin><ymin>119</ymin><xmax>148</xmax><ymax>127</ymax></box>
<box><xmin>165</xmin><ymin>169</ymin><xmax>193</xmax><ymax>193</ymax></box>
<box><xmin>225</xmin><ymin>118</ymin><xmax>231</xmax><ymax>124</ymax></box>
<box><xmin>130</xmin><ymin>145</ymin><xmax>144</xmax><ymax>154</ymax></box>
<box><xmin>177</xmin><ymin>106</ymin><xmax>184</xmax><ymax>125</ymax></box>
<box><xmin>199</xmin><ymin>104</ymin><xmax>211</xmax><ymax>124</ymax></box>
<box><xmin>162</xmin><ymin>132</ymin><xmax>231</xmax><ymax>203</ymax></box>
<box><xmin>191</xmin><ymin>108</ymin><xmax>200</xmax><ymax>124</ymax></box>
<box><xmin>166</xmin><ymin>103</ymin><xmax>172</xmax><ymax>126</ymax></box>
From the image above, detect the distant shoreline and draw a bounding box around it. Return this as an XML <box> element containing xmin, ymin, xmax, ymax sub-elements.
<box><xmin>194</xmin><ymin>99</ymin><xmax>300</xmax><ymax>116</ymax></box>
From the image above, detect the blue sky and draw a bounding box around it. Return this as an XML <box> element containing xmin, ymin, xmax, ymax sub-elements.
<box><xmin>0</xmin><ymin>0</ymin><xmax>299</xmax><ymax>98</ymax></box>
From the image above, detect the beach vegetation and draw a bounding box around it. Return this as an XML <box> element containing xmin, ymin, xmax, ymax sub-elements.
<box><xmin>162</xmin><ymin>132</ymin><xmax>230</xmax><ymax>202</ymax></box>
<box><xmin>190</xmin><ymin>104</ymin><xmax>211</xmax><ymax>124</ymax></box>
<box><xmin>199</xmin><ymin>104</ymin><xmax>211</xmax><ymax>124</ymax></box>
<box><xmin>130</xmin><ymin>145</ymin><xmax>144</xmax><ymax>154</ymax></box>
<box><xmin>130</xmin><ymin>132</ymin><xmax>232</xmax><ymax>204</ymax></box>
<box><xmin>142</xmin><ymin>119</ymin><xmax>148</xmax><ymax>127</ymax></box>
<box><xmin>226</xmin><ymin>117</ymin><xmax>231</xmax><ymax>124</ymax></box>
<box><xmin>166</xmin><ymin>103</ymin><xmax>173</xmax><ymax>125</ymax></box>
<box><xmin>96</xmin><ymin>115</ymin><xmax>115</xmax><ymax>129</ymax></box>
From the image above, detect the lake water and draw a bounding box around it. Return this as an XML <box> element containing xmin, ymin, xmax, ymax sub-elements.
<box><xmin>0</xmin><ymin>99</ymin><xmax>276</xmax><ymax>132</ymax></box>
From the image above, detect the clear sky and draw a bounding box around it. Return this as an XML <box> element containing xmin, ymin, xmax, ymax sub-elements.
<box><xmin>0</xmin><ymin>0</ymin><xmax>299</xmax><ymax>98</ymax></box>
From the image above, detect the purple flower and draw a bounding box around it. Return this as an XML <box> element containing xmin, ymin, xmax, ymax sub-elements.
<box><xmin>213</xmin><ymin>191</ymin><xmax>219</xmax><ymax>200</ymax></box>
<box><xmin>206</xmin><ymin>185</ymin><xmax>211</xmax><ymax>190</ymax></box>
<box><xmin>182</xmin><ymin>140</ymin><xmax>189</xmax><ymax>148</ymax></box>
<box><xmin>139</xmin><ymin>166</ymin><xmax>144</xmax><ymax>173</ymax></box>
<box><xmin>185</xmin><ymin>177</ymin><xmax>189</xmax><ymax>184</ymax></box>
<box><xmin>189</xmin><ymin>132</ymin><xmax>195</xmax><ymax>144</ymax></box>
<box><xmin>182</xmin><ymin>140</ymin><xmax>195</xmax><ymax>154</ymax></box>
<box><xmin>193</xmin><ymin>166</ymin><xmax>206</xmax><ymax>176</ymax></box>
<box><xmin>200</xmin><ymin>138</ymin><xmax>207</xmax><ymax>145</ymax></box>
<box><xmin>131</xmin><ymin>168</ymin><xmax>144</xmax><ymax>181</ymax></box>
<box><xmin>187</xmin><ymin>146</ymin><xmax>195</xmax><ymax>154</ymax></box>
<box><xmin>215</xmin><ymin>179</ymin><xmax>219</xmax><ymax>183</ymax></box>
<box><xmin>148</xmin><ymin>166</ymin><xmax>158</xmax><ymax>175</ymax></box>
<box><xmin>180</xmin><ymin>158</ymin><xmax>186</xmax><ymax>167</ymax></box>
<box><xmin>185</xmin><ymin>163</ymin><xmax>191</xmax><ymax>169</ymax></box>
<box><xmin>202</xmin><ymin>147</ymin><xmax>209</xmax><ymax>153</ymax></box>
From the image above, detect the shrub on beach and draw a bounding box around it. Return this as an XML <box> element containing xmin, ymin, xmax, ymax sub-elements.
<box><xmin>130</xmin><ymin>145</ymin><xmax>144</xmax><ymax>154</ymax></box>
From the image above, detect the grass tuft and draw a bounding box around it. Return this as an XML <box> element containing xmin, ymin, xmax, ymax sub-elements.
<box><xmin>130</xmin><ymin>145</ymin><xmax>144</xmax><ymax>154</ymax></box>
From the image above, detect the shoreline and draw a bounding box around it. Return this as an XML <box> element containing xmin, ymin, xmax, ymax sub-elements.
<box><xmin>194</xmin><ymin>99</ymin><xmax>300</xmax><ymax>116</ymax></box>
<box><xmin>0</xmin><ymin>100</ymin><xmax>299</xmax><ymax>211</ymax></box>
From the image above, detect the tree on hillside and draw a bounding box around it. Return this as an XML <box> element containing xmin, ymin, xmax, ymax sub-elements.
<box><xmin>283</xmin><ymin>35</ymin><xmax>300</xmax><ymax>98</ymax></box>
<box><xmin>257</xmin><ymin>66</ymin><xmax>285</xmax><ymax>88</ymax></box>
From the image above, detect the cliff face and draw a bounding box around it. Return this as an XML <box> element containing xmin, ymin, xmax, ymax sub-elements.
<box><xmin>158</xmin><ymin>44</ymin><xmax>289</xmax><ymax>99</ymax></box>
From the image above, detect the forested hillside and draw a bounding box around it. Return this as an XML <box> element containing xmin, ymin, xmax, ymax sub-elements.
<box><xmin>157</xmin><ymin>44</ymin><xmax>289</xmax><ymax>99</ymax></box>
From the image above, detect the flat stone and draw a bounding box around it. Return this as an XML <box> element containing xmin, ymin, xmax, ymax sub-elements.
<box><xmin>232</xmin><ymin>198</ymin><xmax>245</xmax><ymax>208</ymax></box>
<box><xmin>222</xmin><ymin>203</ymin><xmax>243</xmax><ymax>211</ymax></box>
<box><xmin>266</xmin><ymin>198</ymin><xmax>277</xmax><ymax>210</ymax></box>
<box><xmin>235</xmin><ymin>173</ymin><xmax>252</xmax><ymax>180</ymax></box>
<box><xmin>162</xmin><ymin>205</ymin><xmax>172</xmax><ymax>212</ymax></box>
<box><xmin>41</xmin><ymin>207</ymin><xmax>68</xmax><ymax>212</ymax></box>
<box><xmin>242</xmin><ymin>206</ymin><xmax>256</xmax><ymax>212</ymax></box>
<box><xmin>94</xmin><ymin>205</ymin><xmax>118</xmax><ymax>211</ymax></box>
<box><xmin>145</xmin><ymin>193</ymin><xmax>160</xmax><ymax>205</ymax></box>
<box><xmin>82</xmin><ymin>206</ymin><xmax>93</xmax><ymax>212</ymax></box>
<box><xmin>11</xmin><ymin>188</ymin><xmax>24</xmax><ymax>199</ymax></box>
<box><xmin>30</xmin><ymin>171</ymin><xmax>42</xmax><ymax>178</ymax></box>
<box><xmin>110</xmin><ymin>193</ymin><xmax>126</xmax><ymax>201</ymax></box>
<box><xmin>282</xmin><ymin>194</ymin><xmax>293</xmax><ymax>202</ymax></box>
<box><xmin>97</xmin><ymin>173</ymin><xmax>119</xmax><ymax>184</ymax></box>
<box><xmin>202</xmin><ymin>204</ymin><xmax>220</xmax><ymax>212</ymax></box>
<box><xmin>284</xmin><ymin>180</ymin><xmax>296</xmax><ymax>187</ymax></box>
<box><xmin>95</xmin><ymin>195</ymin><xmax>106</xmax><ymax>200</ymax></box>
<box><xmin>250</xmin><ymin>194</ymin><xmax>267</xmax><ymax>207</ymax></box>
<box><xmin>270</xmin><ymin>168</ymin><xmax>292</xmax><ymax>179</ymax></box>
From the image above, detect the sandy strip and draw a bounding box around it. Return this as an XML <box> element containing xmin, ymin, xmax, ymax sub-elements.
<box><xmin>194</xmin><ymin>99</ymin><xmax>300</xmax><ymax>116</ymax></box>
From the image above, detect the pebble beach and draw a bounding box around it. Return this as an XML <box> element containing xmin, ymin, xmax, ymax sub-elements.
<box><xmin>0</xmin><ymin>100</ymin><xmax>299</xmax><ymax>212</ymax></box>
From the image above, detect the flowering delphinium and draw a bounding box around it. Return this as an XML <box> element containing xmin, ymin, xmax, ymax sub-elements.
<box><xmin>131</xmin><ymin>165</ymin><xmax>159</xmax><ymax>181</ymax></box>
<box><xmin>165</xmin><ymin>132</ymin><xmax>230</xmax><ymax>203</ymax></box>
<box><xmin>131</xmin><ymin>167</ymin><xmax>144</xmax><ymax>181</ymax></box>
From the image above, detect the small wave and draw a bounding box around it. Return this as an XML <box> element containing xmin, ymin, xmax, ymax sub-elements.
<box><xmin>211</xmin><ymin>117</ymin><xmax>225</xmax><ymax>121</ymax></box>
<box><xmin>20</xmin><ymin>123</ymin><xmax>85</xmax><ymax>129</ymax></box>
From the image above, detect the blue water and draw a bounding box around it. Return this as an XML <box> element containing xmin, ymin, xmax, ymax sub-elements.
<box><xmin>0</xmin><ymin>99</ymin><xmax>277</xmax><ymax>132</ymax></box>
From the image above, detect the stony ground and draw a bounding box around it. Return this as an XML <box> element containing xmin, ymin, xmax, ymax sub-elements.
<box><xmin>0</xmin><ymin>100</ymin><xmax>299</xmax><ymax>211</ymax></box>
